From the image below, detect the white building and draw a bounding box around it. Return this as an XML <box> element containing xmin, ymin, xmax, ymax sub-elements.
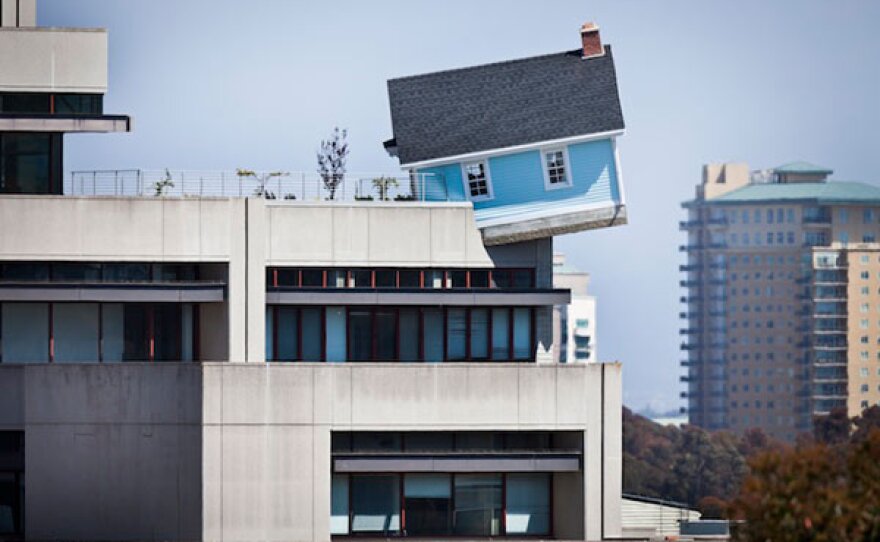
<box><xmin>0</xmin><ymin>4</ymin><xmax>630</xmax><ymax>540</ymax></box>
<box><xmin>553</xmin><ymin>254</ymin><xmax>598</xmax><ymax>363</ymax></box>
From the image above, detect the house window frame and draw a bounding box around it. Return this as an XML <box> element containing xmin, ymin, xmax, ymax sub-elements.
<box><xmin>541</xmin><ymin>147</ymin><xmax>573</xmax><ymax>190</ymax></box>
<box><xmin>460</xmin><ymin>160</ymin><xmax>494</xmax><ymax>202</ymax></box>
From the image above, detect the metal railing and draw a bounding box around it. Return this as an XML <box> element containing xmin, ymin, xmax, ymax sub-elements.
<box><xmin>67</xmin><ymin>170</ymin><xmax>452</xmax><ymax>202</ymax></box>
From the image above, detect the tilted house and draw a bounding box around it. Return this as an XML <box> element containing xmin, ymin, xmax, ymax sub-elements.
<box><xmin>385</xmin><ymin>23</ymin><xmax>627</xmax><ymax>245</ymax></box>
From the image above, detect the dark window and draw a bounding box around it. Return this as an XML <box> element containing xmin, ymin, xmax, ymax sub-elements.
<box><xmin>455</xmin><ymin>432</ymin><xmax>503</xmax><ymax>451</ymax></box>
<box><xmin>0</xmin><ymin>93</ymin><xmax>50</xmax><ymax>114</ymax></box>
<box><xmin>512</xmin><ymin>269</ymin><xmax>534</xmax><ymax>288</ymax></box>
<box><xmin>405</xmin><ymin>474</ymin><xmax>452</xmax><ymax>536</ymax></box>
<box><xmin>54</xmin><ymin>93</ymin><xmax>103</xmax><ymax>115</ymax></box>
<box><xmin>403</xmin><ymin>432</ymin><xmax>454</xmax><ymax>452</ymax></box>
<box><xmin>398</xmin><ymin>269</ymin><xmax>420</xmax><ymax>288</ymax></box>
<box><xmin>450</xmin><ymin>270</ymin><xmax>467</xmax><ymax>288</ymax></box>
<box><xmin>301</xmin><ymin>308</ymin><xmax>323</xmax><ymax>360</ymax></box>
<box><xmin>153</xmin><ymin>264</ymin><xmax>197</xmax><ymax>282</ymax></box>
<box><xmin>276</xmin><ymin>307</ymin><xmax>299</xmax><ymax>361</ymax></box>
<box><xmin>453</xmin><ymin>474</ymin><xmax>502</xmax><ymax>536</ymax></box>
<box><xmin>103</xmin><ymin>263</ymin><xmax>149</xmax><ymax>282</ymax></box>
<box><xmin>122</xmin><ymin>304</ymin><xmax>150</xmax><ymax>361</ymax></box>
<box><xmin>470</xmin><ymin>308</ymin><xmax>489</xmax><ymax>359</ymax></box>
<box><xmin>0</xmin><ymin>133</ymin><xmax>62</xmax><ymax>194</ymax></box>
<box><xmin>446</xmin><ymin>308</ymin><xmax>467</xmax><ymax>360</ymax></box>
<box><xmin>352</xmin><ymin>432</ymin><xmax>402</xmax><ymax>452</ymax></box>
<box><xmin>276</xmin><ymin>268</ymin><xmax>299</xmax><ymax>287</ymax></box>
<box><xmin>492</xmin><ymin>270</ymin><xmax>512</xmax><ymax>288</ymax></box>
<box><xmin>153</xmin><ymin>304</ymin><xmax>182</xmax><ymax>361</ymax></box>
<box><xmin>375</xmin><ymin>269</ymin><xmax>396</xmax><ymax>288</ymax></box>
<box><xmin>470</xmin><ymin>270</ymin><xmax>490</xmax><ymax>288</ymax></box>
<box><xmin>0</xmin><ymin>432</ymin><xmax>24</xmax><ymax>536</ymax></box>
<box><xmin>301</xmin><ymin>269</ymin><xmax>323</xmax><ymax>287</ymax></box>
<box><xmin>351</xmin><ymin>269</ymin><xmax>372</xmax><ymax>288</ymax></box>
<box><xmin>52</xmin><ymin>263</ymin><xmax>102</xmax><ymax>281</ymax></box>
<box><xmin>376</xmin><ymin>310</ymin><xmax>397</xmax><ymax>360</ymax></box>
<box><xmin>1</xmin><ymin>262</ymin><xmax>49</xmax><ymax>281</ymax></box>
<box><xmin>348</xmin><ymin>309</ymin><xmax>372</xmax><ymax>361</ymax></box>
<box><xmin>399</xmin><ymin>308</ymin><xmax>420</xmax><ymax>361</ymax></box>
<box><xmin>351</xmin><ymin>475</ymin><xmax>400</xmax><ymax>534</ymax></box>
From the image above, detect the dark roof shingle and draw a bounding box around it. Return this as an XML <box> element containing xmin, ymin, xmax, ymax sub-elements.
<box><xmin>387</xmin><ymin>45</ymin><xmax>625</xmax><ymax>165</ymax></box>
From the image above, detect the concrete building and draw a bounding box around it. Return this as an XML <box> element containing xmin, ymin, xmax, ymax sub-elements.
<box><xmin>553</xmin><ymin>253</ymin><xmax>597</xmax><ymax>363</ymax></box>
<box><xmin>681</xmin><ymin>162</ymin><xmax>880</xmax><ymax>441</ymax></box>
<box><xmin>0</xmin><ymin>6</ymin><xmax>630</xmax><ymax>541</ymax></box>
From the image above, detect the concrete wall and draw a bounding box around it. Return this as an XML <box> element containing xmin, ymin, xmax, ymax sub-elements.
<box><xmin>0</xmin><ymin>364</ymin><xmax>202</xmax><ymax>541</ymax></box>
<box><xmin>264</xmin><ymin>202</ymin><xmax>492</xmax><ymax>268</ymax></box>
<box><xmin>0</xmin><ymin>197</ymin><xmax>240</xmax><ymax>262</ymax></box>
<box><xmin>202</xmin><ymin>362</ymin><xmax>622</xmax><ymax>542</ymax></box>
<box><xmin>1</xmin><ymin>0</ymin><xmax>36</xmax><ymax>28</ymax></box>
<box><xmin>0</xmin><ymin>28</ymin><xmax>107</xmax><ymax>92</ymax></box>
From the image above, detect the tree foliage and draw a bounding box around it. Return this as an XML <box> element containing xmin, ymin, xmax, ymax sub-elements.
<box><xmin>317</xmin><ymin>127</ymin><xmax>349</xmax><ymax>200</ymax></box>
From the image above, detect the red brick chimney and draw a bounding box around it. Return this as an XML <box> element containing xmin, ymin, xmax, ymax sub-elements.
<box><xmin>580</xmin><ymin>22</ymin><xmax>604</xmax><ymax>59</ymax></box>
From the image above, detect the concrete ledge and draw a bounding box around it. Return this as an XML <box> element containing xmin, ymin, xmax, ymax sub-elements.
<box><xmin>481</xmin><ymin>204</ymin><xmax>628</xmax><ymax>246</ymax></box>
<box><xmin>0</xmin><ymin>114</ymin><xmax>131</xmax><ymax>133</ymax></box>
<box><xmin>266</xmin><ymin>288</ymin><xmax>570</xmax><ymax>306</ymax></box>
<box><xmin>0</xmin><ymin>282</ymin><xmax>225</xmax><ymax>302</ymax></box>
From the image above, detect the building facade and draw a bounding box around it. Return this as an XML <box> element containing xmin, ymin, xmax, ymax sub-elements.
<box><xmin>681</xmin><ymin>162</ymin><xmax>880</xmax><ymax>441</ymax></box>
<box><xmin>0</xmin><ymin>6</ymin><xmax>629</xmax><ymax>542</ymax></box>
<box><xmin>553</xmin><ymin>253</ymin><xmax>597</xmax><ymax>363</ymax></box>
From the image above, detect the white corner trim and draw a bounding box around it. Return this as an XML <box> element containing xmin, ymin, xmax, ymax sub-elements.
<box><xmin>612</xmin><ymin>137</ymin><xmax>626</xmax><ymax>206</ymax></box>
<box><xmin>460</xmin><ymin>160</ymin><xmax>494</xmax><ymax>202</ymax></box>
<box><xmin>541</xmin><ymin>146</ymin><xmax>574</xmax><ymax>191</ymax></box>
<box><xmin>401</xmin><ymin>129</ymin><xmax>626</xmax><ymax>169</ymax></box>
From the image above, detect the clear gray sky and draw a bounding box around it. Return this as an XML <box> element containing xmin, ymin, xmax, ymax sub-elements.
<box><xmin>43</xmin><ymin>1</ymin><xmax>880</xmax><ymax>413</ymax></box>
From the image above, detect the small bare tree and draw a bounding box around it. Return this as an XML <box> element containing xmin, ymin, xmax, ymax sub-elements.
<box><xmin>317</xmin><ymin>127</ymin><xmax>349</xmax><ymax>200</ymax></box>
<box><xmin>153</xmin><ymin>168</ymin><xmax>175</xmax><ymax>196</ymax></box>
<box><xmin>372</xmin><ymin>176</ymin><xmax>399</xmax><ymax>201</ymax></box>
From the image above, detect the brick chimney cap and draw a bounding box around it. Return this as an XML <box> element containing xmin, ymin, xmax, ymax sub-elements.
<box><xmin>581</xmin><ymin>22</ymin><xmax>600</xmax><ymax>33</ymax></box>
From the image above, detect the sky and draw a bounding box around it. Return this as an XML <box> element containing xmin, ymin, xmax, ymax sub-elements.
<box><xmin>42</xmin><ymin>1</ymin><xmax>880</xmax><ymax>413</ymax></box>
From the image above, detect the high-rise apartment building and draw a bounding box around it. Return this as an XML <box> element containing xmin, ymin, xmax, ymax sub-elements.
<box><xmin>553</xmin><ymin>253</ymin><xmax>597</xmax><ymax>363</ymax></box>
<box><xmin>681</xmin><ymin>162</ymin><xmax>880</xmax><ymax>441</ymax></box>
<box><xmin>0</xmin><ymin>7</ymin><xmax>630</xmax><ymax>541</ymax></box>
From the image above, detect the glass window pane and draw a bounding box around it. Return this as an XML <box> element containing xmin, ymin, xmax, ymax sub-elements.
<box><xmin>403</xmin><ymin>432</ymin><xmax>454</xmax><ymax>452</ymax></box>
<box><xmin>327</xmin><ymin>269</ymin><xmax>346</xmax><ymax>288</ymax></box>
<box><xmin>399</xmin><ymin>308</ymin><xmax>419</xmax><ymax>361</ymax></box>
<box><xmin>331</xmin><ymin>474</ymin><xmax>350</xmax><ymax>535</ymax></box>
<box><xmin>1</xmin><ymin>303</ymin><xmax>48</xmax><ymax>362</ymax></box>
<box><xmin>450</xmin><ymin>270</ymin><xmax>467</xmax><ymax>288</ymax></box>
<box><xmin>0</xmin><ymin>134</ymin><xmax>57</xmax><ymax>194</ymax></box>
<box><xmin>492</xmin><ymin>270</ymin><xmax>511</xmax><ymax>288</ymax></box>
<box><xmin>453</xmin><ymin>474</ymin><xmax>502</xmax><ymax>536</ymax></box>
<box><xmin>375</xmin><ymin>269</ymin><xmax>395</xmax><ymax>288</ymax></box>
<box><xmin>351</xmin><ymin>475</ymin><xmax>400</xmax><ymax>534</ymax></box>
<box><xmin>470</xmin><ymin>270</ymin><xmax>489</xmax><ymax>288</ymax></box>
<box><xmin>276</xmin><ymin>268</ymin><xmax>299</xmax><ymax>287</ymax></box>
<box><xmin>301</xmin><ymin>269</ymin><xmax>323</xmax><ymax>287</ymax></box>
<box><xmin>301</xmin><ymin>308</ymin><xmax>322</xmax><ymax>361</ymax></box>
<box><xmin>513</xmin><ymin>308</ymin><xmax>532</xmax><ymax>360</ymax></box>
<box><xmin>0</xmin><ymin>471</ymin><xmax>22</xmax><ymax>535</ymax></box>
<box><xmin>455</xmin><ymin>432</ymin><xmax>503</xmax><ymax>451</ymax></box>
<box><xmin>506</xmin><ymin>474</ymin><xmax>550</xmax><ymax>535</ymax></box>
<box><xmin>53</xmin><ymin>303</ymin><xmax>99</xmax><ymax>363</ymax></box>
<box><xmin>423</xmin><ymin>308</ymin><xmax>444</xmax><ymax>362</ymax></box>
<box><xmin>352</xmin><ymin>432</ymin><xmax>402</xmax><ymax>452</ymax></box>
<box><xmin>181</xmin><ymin>304</ymin><xmax>194</xmax><ymax>361</ymax></box>
<box><xmin>513</xmin><ymin>269</ymin><xmax>534</xmax><ymax>288</ymax></box>
<box><xmin>1</xmin><ymin>262</ymin><xmax>49</xmax><ymax>281</ymax></box>
<box><xmin>154</xmin><ymin>304</ymin><xmax>182</xmax><ymax>362</ymax></box>
<box><xmin>276</xmin><ymin>307</ymin><xmax>299</xmax><ymax>361</ymax></box>
<box><xmin>426</xmin><ymin>270</ymin><xmax>445</xmax><ymax>289</ymax></box>
<box><xmin>0</xmin><ymin>93</ymin><xmax>50</xmax><ymax>114</ymax></box>
<box><xmin>405</xmin><ymin>474</ymin><xmax>451</xmax><ymax>536</ymax></box>
<box><xmin>348</xmin><ymin>310</ymin><xmax>372</xmax><ymax>361</ymax></box>
<box><xmin>122</xmin><ymin>304</ymin><xmax>149</xmax><ymax>361</ymax></box>
<box><xmin>376</xmin><ymin>310</ymin><xmax>396</xmax><ymax>361</ymax></box>
<box><xmin>446</xmin><ymin>309</ymin><xmax>466</xmax><ymax>361</ymax></box>
<box><xmin>331</xmin><ymin>432</ymin><xmax>351</xmax><ymax>452</ymax></box>
<box><xmin>399</xmin><ymin>269</ymin><xmax>420</xmax><ymax>288</ymax></box>
<box><xmin>325</xmin><ymin>307</ymin><xmax>347</xmax><ymax>362</ymax></box>
<box><xmin>470</xmin><ymin>309</ymin><xmax>488</xmax><ymax>359</ymax></box>
<box><xmin>351</xmin><ymin>269</ymin><xmax>371</xmax><ymax>287</ymax></box>
<box><xmin>102</xmin><ymin>303</ymin><xmax>125</xmax><ymax>363</ymax></box>
<box><xmin>103</xmin><ymin>263</ymin><xmax>149</xmax><ymax>282</ymax></box>
<box><xmin>491</xmin><ymin>309</ymin><xmax>510</xmax><ymax>360</ymax></box>
<box><xmin>52</xmin><ymin>263</ymin><xmax>101</xmax><ymax>281</ymax></box>
<box><xmin>54</xmin><ymin>93</ymin><xmax>102</xmax><ymax>115</ymax></box>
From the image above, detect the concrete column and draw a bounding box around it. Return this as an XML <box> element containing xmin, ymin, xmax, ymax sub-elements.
<box><xmin>246</xmin><ymin>198</ymin><xmax>266</xmax><ymax>363</ymax></box>
<box><xmin>17</xmin><ymin>0</ymin><xmax>35</xmax><ymax>26</ymax></box>
<box><xmin>227</xmin><ymin>200</ymin><xmax>248</xmax><ymax>362</ymax></box>
<box><xmin>603</xmin><ymin>363</ymin><xmax>623</xmax><ymax>538</ymax></box>
<box><xmin>0</xmin><ymin>0</ymin><xmax>17</xmax><ymax>27</ymax></box>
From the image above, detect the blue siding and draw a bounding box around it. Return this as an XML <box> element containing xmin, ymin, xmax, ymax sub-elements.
<box><xmin>416</xmin><ymin>138</ymin><xmax>619</xmax><ymax>210</ymax></box>
<box><xmin>419</xmin><ymin>163</ymin><xmax>465</xmax><ymax>201</ymax></box>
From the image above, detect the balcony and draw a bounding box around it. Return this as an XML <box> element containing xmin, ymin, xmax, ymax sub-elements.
<box><xmin>680</xmin><ymin>280</ymin><xmax>700</xmax><ymax>288</ymax></box>
<box><xmin>679</xmin><ymin>264</ymin><xmax>702</xmax><ymax>272</ymax></box>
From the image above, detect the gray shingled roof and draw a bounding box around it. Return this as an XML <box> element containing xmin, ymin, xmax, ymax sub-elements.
<box><xmin>386</xmin><ymin>45</ymin><xmax>625</xmax><ymax>165</ymax></box>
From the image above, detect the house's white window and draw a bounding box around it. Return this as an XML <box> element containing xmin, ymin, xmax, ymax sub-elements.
<box><xmin>542</xmin><ymin>148</ymin><xmax>571</xmax><ymax>189</ymax></box>
<box><xmin>462</xmin><ymin>161</ymin><xmax>492</xmax><ymax>200</ymax></box>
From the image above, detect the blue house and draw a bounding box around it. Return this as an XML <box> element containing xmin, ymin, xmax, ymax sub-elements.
<box><xmin>384</xmin><ymin>23</ymin><xmax>627</xmax><ymax>245</ymax></box>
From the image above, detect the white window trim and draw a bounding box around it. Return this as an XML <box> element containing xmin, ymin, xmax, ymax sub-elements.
<box><xmin>460</xmin><ymin>160</ymin><xmax>494</xmax><ymax>202</ymax></box>
<box><xmin>541</xmin><ymin>146</ymin><xmax>573</xmax><ymax>191</ymax></box>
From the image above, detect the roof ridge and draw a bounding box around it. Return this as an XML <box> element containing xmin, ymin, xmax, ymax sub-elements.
<box><xmin>388</xmin><ymin>45</ymin><xmax>612</xmax><ymax>84</ymax></box>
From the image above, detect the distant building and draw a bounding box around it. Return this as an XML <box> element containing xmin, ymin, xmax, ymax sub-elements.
<box><xmin>681</xmin><ymin>161</ymin><xmax>880</xmax><ymax>441</ymax></box>
<box><xmin>553</xmin><ymin>253</ymin><xmax>597</xmax><ymax>363</ymax></box>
